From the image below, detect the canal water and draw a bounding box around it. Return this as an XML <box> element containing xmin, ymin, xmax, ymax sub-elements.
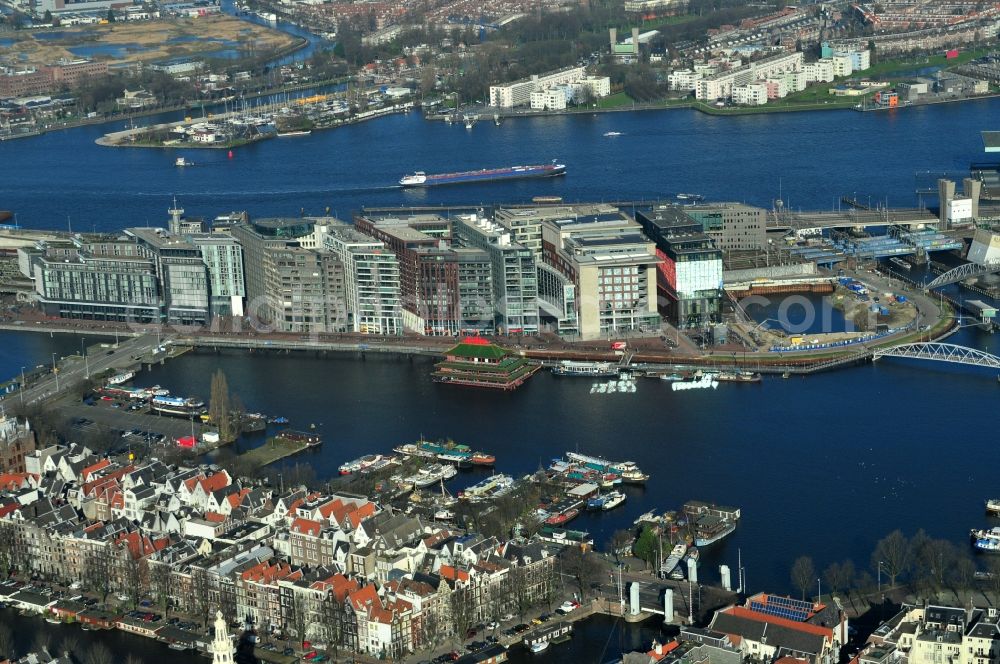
<box><xmin>3</xmin><ymin>322</ymin><xmax>998</xmax><ymax>596</ymax></box>
<box><xmin>0</xmin><ymin>606</ymin><xmax>204</xmax><ymax>663</ymax></box>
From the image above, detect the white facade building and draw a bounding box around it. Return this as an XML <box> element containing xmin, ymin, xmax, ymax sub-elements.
<box><xmin>832</xmin><ymin>54</ymin><xmax>854</xmax><ymax>77</ymax></box>
<box><xmin>732</xmin><ymin>83</ymin><xmax>768</xmax><ymax>106</ymax></box>
<box><xmin>530</xmin><ymin>89</ymin><xmax>567</xmax><ymax>110</ymax></box>
<box><xmin>783</xmin><ymin>69</ymin><xmax>807</xmax><ymax>93</ymax></box>
<box><xmin>668</xmin><ymin>69</ymin><xmax>703</xmax><ymax>92</ymax></box>
<box><xmin>804</xmin><ymin>60</ymin><xmax>835</xmax><ymax>83</ymax></box>
<box><xmin>696</xmin><ymin>51</ymin><xmax>803</xmax><ymax>101</ymax></box>
<box><xmin>579</xmin><ymin>75</ymin><xmax>611</xmax><ymax>98</ymax></box>
<box><xmin>489</xmin><ymin>66</ymin><xmax>586</xmax><ymax>108</ymax></box>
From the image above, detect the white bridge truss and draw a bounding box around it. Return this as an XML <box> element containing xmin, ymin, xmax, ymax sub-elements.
<box><xmin>926</xmin><ymin>261</ymin><xmax>1000</xmax><ymax>289</ymax></box>
<box><xmin>873</xmin><ymin>342</ymin><xmax>1000</xmax><ymax>369</ymax></box>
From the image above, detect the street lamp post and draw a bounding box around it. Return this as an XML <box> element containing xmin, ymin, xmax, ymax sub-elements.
<box><xmin>81</xmin><ymin>338</ymin><xmax>90</xmax><ymax>379</ymax></box>
<box><xmin>51</xmin><ymin>353</ymin><xmax>59</xmax><ymax>392</ymax></box>
<box><xmin>19</xmin><ymin>367</ymin><xmax>25</xmax><ymax>407</ymax></box>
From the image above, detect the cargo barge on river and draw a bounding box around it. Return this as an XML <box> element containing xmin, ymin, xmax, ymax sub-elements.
<box><xmin>399</xmin><ymin>162</ymin><xmax>565</xmax><ymax>187</ymax></box>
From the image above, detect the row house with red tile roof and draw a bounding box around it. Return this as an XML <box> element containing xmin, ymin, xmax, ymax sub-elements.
<box><xmin>347</xmin><ymin>582</ymin><xmax>413</xmax><ymax>659</ymax></box>
<box><xmin>178</xmin><ymin>470</ymin><xmax>233</xmax><ymax>510</ymax></box>
<box><xmin>287</xmin><ymin>516</ymin><xmax>353</xmax><ymax>570</ymax></box>
<box><xmin>237</xmin><ymin>558</ymin><xmax>303</xmax><ymax>629</ymax></box>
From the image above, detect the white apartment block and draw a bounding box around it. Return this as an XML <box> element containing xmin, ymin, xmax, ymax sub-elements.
<box><xmin>489</xmin><ymin>66</ymin><xmax>586</xmax><ymax>108</ymax></box>
<box><xmin>783</xmin><ymin>69</ymin><xmax>807</xmax><ymax>93</ymax></box>
<box><xmin>804</xmin><ymin>60</ymin><xmax>835</xmax><ymax>83</ymax></box>
<box><xmin>668</xmin><ymin>69</ymin><xmax>703</xmax><ymax>91</ymax></box>
<box><xmin>695</xmin><ymin>51</ymin><xmax>803</xmax><ymax>101</ymax></box>
<box><xmin>832</xmin><ymin>54</ymin><xmax>854</xmax><ymax>77</ymax></box>
<box><xmin>530</xmin><ymin>88</ymin><xmax>567</xmax><ymax>110</ymax></box>
<box><xmin>579</xmin><ymin>75</ymin><xmax>611</xmax><ymax>98</ymax></box>
<box><xmin>733</xmin><ymin>83</ymin><xmax>768</xmax><ymax>106</ymax></box>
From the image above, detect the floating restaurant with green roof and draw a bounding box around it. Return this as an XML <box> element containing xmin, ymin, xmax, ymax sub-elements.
<box><xmin>432</xmin><ymin>336</ymin><xmax>539</xmax><ymax>390</ymax></box>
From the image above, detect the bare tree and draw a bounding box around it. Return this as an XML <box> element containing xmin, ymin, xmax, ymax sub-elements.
<box><xmin>951</xmin><ymin>555</ymin><xmax>976</xmax><ymax>598</ymax></box>
<box><xmin>562</xmin><ymin>547</ymin><xmax>605</xmax><ymax>601</ymax></box>
<box><xmin>0</xmin><ymin>623</ymin><xmax>14</xmax><ymax>660</ymax></box>
<box><xmin>190</xmin><ymin>567</ymin><xmax>214</xmax><ymax>627</ymax></box>
<box><xmin>290</xmin><ymin>592</ymin><xmax>309</xmax><ymax>646</ymax></box>
<box><xmin>791</xmin><ymin>556</ymin><xmax>816</xmax><ymax>600</ymax></box>
<box><xmin>0</xmin><ymin>522</ymin><xmax>17</xmax><ymax>578</ymax></box>
<box><xmin>125</xmin><ymin>655</ymin><xmax>144</xmax><ymax>664</ymax></box>
<box><xmin>59</xmin><ymin>633</ymin><xmax>80</xmax><ymax>660</ymax></box>
<box><xmin>610</xmin><ymin>530</ymin><xmax>633</xmax><ymax>562</ymax></box>
<box><xmin>83</xmin><ymin>544</ymin><xmax>113</xmax><ymax>602</ymax></box>
<box><xmin>121</xmin><ymin>549</ymin><xmax>148</xmax><ymax>609</ymax></box>
<box><xmin>824</xmin><ymin>561</ymin><xmax>853</xmax><ymax>597</ymax></box>
<box><xmin>151</xmin><ymin>562</ymin><xmax>175</xmax><ymax>616</ymax></box>
<box><xmin>87</xmin><ymin>642</ymin><xmax>115</xmax><ymax>664</ymax></box>
<box><xmin>987</xmin><ymin>557</ymin><xmax>1000</xmax><ymax>600</ymax></box>
<box><xmin>449</xmin><ymin>585</ymin><xmax>475</xmax><ymax>647</ymax></box>
<box><xmin>31</xmin><ymin>630</ymin><xmax>51</xmax><ymax>655</ymax></box>
<box><xmin>873</xmin><ymin>530</ymin><xmax>910</xmax><ymax>587</ymax></box>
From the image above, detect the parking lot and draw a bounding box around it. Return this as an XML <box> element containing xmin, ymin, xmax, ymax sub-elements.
<box><xmin>59</xmin><ymin>396</ymin><xmax>207</xmax><ymax>447</ymax></box>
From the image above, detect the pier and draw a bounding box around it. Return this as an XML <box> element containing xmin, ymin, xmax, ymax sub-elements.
<box><xmin>237</xmin><ymin>434</ymin><xmax>315</xmax><ymax>468</ymax></box>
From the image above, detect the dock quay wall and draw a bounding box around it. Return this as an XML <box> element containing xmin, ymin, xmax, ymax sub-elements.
<box><xmin>724</xmin><ymin>277</ymin><xmax>835</xmax><ymax>298</ymax></box>
<box><xmin>723</xmin><ymin>262</ymin><xmax>818</xmax><ymax>282</ymax></box>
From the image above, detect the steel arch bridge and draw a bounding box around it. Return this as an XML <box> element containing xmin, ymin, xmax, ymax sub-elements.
<box><xmin>872</xmin><ymin>342</ymin><xmax>1000</xmax><ymax>369</ymax></box>
<box><xmin>926</xmin><ymin>261</ymin><xmax>1000</xmax><ymax>289</ymax></box>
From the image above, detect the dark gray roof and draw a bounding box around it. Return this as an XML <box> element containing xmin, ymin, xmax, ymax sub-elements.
<box><xmin>925</xmin><ymin>606</ymin><xmax>966</xmax><ymax>627</ymax></box>
<box><xmin>710</xmin><ymin>612</ymin><xmax>826</xmax><ymax>655</ymax></box>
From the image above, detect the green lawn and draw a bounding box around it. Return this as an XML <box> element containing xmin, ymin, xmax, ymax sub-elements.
<box><xmin>596</xmin><ymin>92</ymin><xmax>635</xmax><ymax>109</ymax></box>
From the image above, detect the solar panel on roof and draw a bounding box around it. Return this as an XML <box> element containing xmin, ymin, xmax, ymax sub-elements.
<box><xmin>749</xmin><ymin>596</ymin><xmax>811</xmax><ymax>622</ymax></box>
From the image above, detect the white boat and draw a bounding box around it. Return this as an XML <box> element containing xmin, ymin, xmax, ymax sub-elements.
<box><xmin>107</xmin><ymin>370</ymin><xmax>135</xmax><ymax>385</ymax></box>
<box><xmin>889</xmin><ymin>257</ymin><xmax>912</xmax><ymax>270</ymax></box>
<box><xmin>987</xmin><ymin>499</ymin><xmax>1000</xmax><ymax>515</ymax></box>
<box><xmin>603</xmin><ymin>131</ymin><xmax>622</xmax><ymax>137</ymax></box>
<box><xmin>276</xmin><ymin>129</ymin><xmax>311</xmax><ymax>137</ymax></box>
<box><xmin>175</xmin><ymin>156</ymin><xmax>191</xmax><ymax>167</ymax></box>
<box><xmin>530</xmin><ymin>641</ymin><xmax>549</xmax><ymax>654</ymax></box>
<box><xmin>410</xmin><ymin>463</ymin><xmax>457</xmax><ymax>488</ymax></box>
<box><xmin>552</xmin><ymin>360</ymin><xmax>619</xmax><ymax>377</ymax></box>
<box><xmin>660</xmin><ymin>543</ymin><xmax>688</xmax><ymax>577</ymax></box>
<box><xmin>602</xmin><ymin>490</ymin><xmax>626</xmax><ymax>510</ymax></box>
